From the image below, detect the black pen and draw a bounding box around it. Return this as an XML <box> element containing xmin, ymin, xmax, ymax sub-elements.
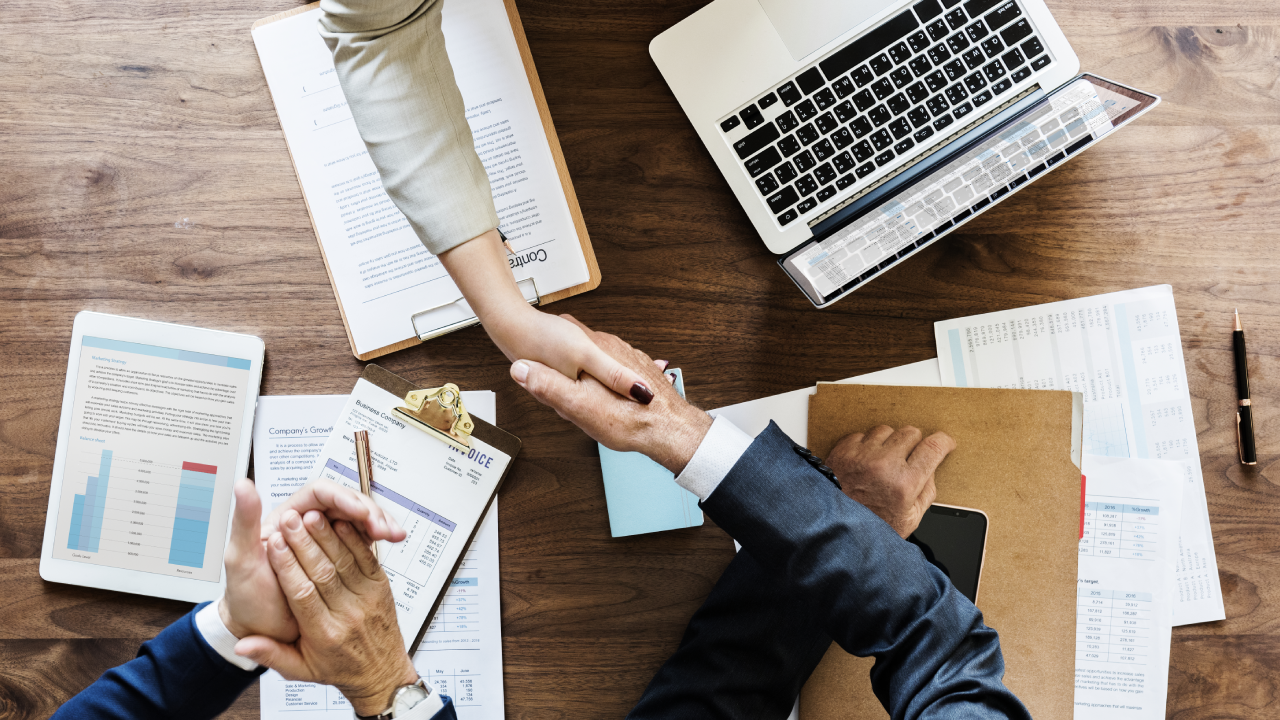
<box><xmin>1234</xmin><ymin>309</ymin><xmax>1257</xmax><ymax>466</ymax></box>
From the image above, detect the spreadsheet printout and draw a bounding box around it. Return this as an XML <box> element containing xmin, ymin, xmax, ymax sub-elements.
<box><xmin>1075</xmin><ymin>456</ymin><xmax>1184</xmax><ymax>719</ymax></box>
<box><xmin>934</xmin><ymin>285</ymin><xmax>1224</xmax><ymax>625</ymax></box>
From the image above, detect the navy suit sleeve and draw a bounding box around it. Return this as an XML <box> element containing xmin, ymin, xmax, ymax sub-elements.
<box><xmin>700</xmin><ymin>422</ymin><xmax>1030</xmax><ymax>720</ymax></box>
<box><xmin>52</xmin><ymin>602</ymin><xmax>264</xmax><ymax>720</ymax></box>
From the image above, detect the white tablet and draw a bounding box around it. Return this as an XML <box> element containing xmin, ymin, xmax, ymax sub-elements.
<box><xmin>40</xmin><ymin>312</ymin><xmax>264</xmax><ymax>602</ymax></box>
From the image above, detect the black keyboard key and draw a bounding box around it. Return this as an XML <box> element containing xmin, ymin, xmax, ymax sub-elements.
<box><xmin>797</xmin><ymin>67</ymin><xmax>826</xmax><ymax>94</ymax></box>
<box><xmin>850</xmin><ymin>116</ymin><xmax>873</xmax><ymax>137</ymax></box>
<box><xmin>851</xmin><ymin>139</ymin><xmax>874</xmax><ymax>162</ymax></box>
<box><xmin>926</xmin><ymin>94</ymin><xmax>950</xmax><ymax>115</ymax></box>
<box><xmin>908</xmin><ymin>106</ymin><xmax>931</xmax><ymax>127</ymax></box>
<box><xmin>889</xmin><ymin>42</ymin><xmax>912</xmax><ymax>65</ymax></box>
<box><xmin>814</xmin><ymin>162</ymin><xmax>837</xmax><ymax>185</ymax></box>
<box><xmin>1046</xmin><ymin>150</ymin><xmax>1065</xmax><ymax>166</ymax></box>
<box><xmin>797</xmin><ymin>123</ymin><xmax>820</xmax><ymax>145</ymax></box>
<box><xmin>908</xmin><ymin>30</ymin><xmax>931</xmax><ymax>53</ymax></box>
<box><xmin>836</xmin><ymin>173</ymin><xmax>856</xmax><ymax>189</ymax></box>
<box><xmin>914</xmin><ymin>0</ymin><xmax>944</xmax><ymax>21</ymax></box>
<box><xmin>819</xmin><ymin>10</ymin><xmax>919</xmax><ymax>80</ymax></box>
<box><xmin>778</xmin><ymin>82</ymin><xmax>802</xmax><ymax>106</ymax></box>
<box><xmin>963</xmin><ymin>47</ymin><xmax>985</xmax><ymax>69</ymax></box>
<box><xmin>965</xmin><ymin>20</ymin><xmax>988</xmax><ymax>42</ymax></box>
<box><xmin>1008</xmin><ymin>173</ymin><xmax>1028</xmax><ymax>190</ymax></box>
<box><xmin>887</xmin><ymin>93</ymin><xmax>911</xmax><ymax>115</ymax></box>
<box><xmin>1030</xmin><ymin>53</ymin><xmax>1050</xmax><ymax>70</ymax></box>
<box><xmin>1065</xmin><ymin>134</ymin><xmax>1093</xmax><ymax>155</ymax></box>
<box><xmin>759</xmin><ymin>92</ymin><xmax>778</xmax><ymax>109</ymax></box>
<box><xmin>816</xmin><ymin>112</ymin><xmax>839</xmax><ymax>134</ymax></box>
<box><xmin>814</xmin><ymin>88</ymin><xmax>837</xmax><ymax>110</ymax></box>
<box><xmin>925</xmin><ymin>70</ymin><xmax>948</xmax><ymax>92</ymax></box>
<box><xmin>927</xmin><ymin>19</ymin><xmax>948</xmax><ymax>41</ymax></box>
<box><xmin>945</xmin><ymin>83</ymin><xmax>969</xmax><ymax>104</ymax></box>
<box><xmin>907</xmin><ymin>81</ymin><xmax>930</xmax><ymax>104</ymax></box>
<box><xmin>777</xmin><ymin>110</ymin><xmax>799</xmax><ymax>132</ymax></box>
<box><xmin>927</xmin><ymin>44</ymin><xmax>951</xmax><ymax>65</ymax></box>
<box><xmin>870</xmin><ymin>129</ymin><xmax>893</xmax><ymax>150</ymax></box>
<box><xmin>870</xmin><ymin>53</ymin><xmax>894</xmax><ymax>76</ymax></box>
<box><xmin>952</xmin><ymin>101</ymin><xmax>973</xmax><ymax>118</ymax></box>
<box><xmin>834</xmin><ymin>101</ymin><xmax>857</xmax><ymax>123</ymax></box>
<box><xmin>963</xmin><ymin>0</ymin><xmax>1004</xmax><ymax>18</ymax></box>
<box><xmin>795</xmin><ymin>174</ymin><xmax>819</xmax><ymax>196</ymax></box>
<box><xmin>1001</xmin><ymin>18</ymin><xmax>1032</xmax><ymax>45</ymax></box>
<box><xmin>813</xmin><ymin>138</ymin><xmax>835</xmax><ymax>160</ymax></box>
<box><xmin>778</xmin><ymin>207</ymin><xmax>799</xmax><ymax>225</ymax></box>
<box><xmin>797</xmin><ymin>197</ymin><xmax>818</xmax><ymax>214</ymax></box>
<box><xmin>1028</xmin><ymin>162</ymin><xmax>1046</xmax><ymax>178</ymax></box>
<box><xmin>832</xmin><ymin>127</ymin><xmax>854</xmax><ymax>149</ymax></box>
<box><xmin>889</xmin><ymin>117</ymin><xmax>912</xmax><ymax>139</ymax></box>
<box><xmin>952</xmin><ymin>208</ymin><xmax>972</xmax><ymax>222</ymax></box>
<box><xmin>794</xmin><ymin>150</ymin><xmax>817</xmax><ymax>171</ymax></box>
<box><xmin>913</xmin><ymin>125</ymin><xmax>935</xmax><ymax>142</ymax></box>
<box><xmin>984</xmin><ymin>0</ymin><xmax>1021</xmax><ymax>30</ymax></box>
<box><xmin>856</xmin><ymin>162</ymin><xmax>876</xmax><ymax>178</ymax></box>
<box><xmin>897</xmin><ymin>246</ymin><xmax>914</xmax><ymax>259</ymax></box>
<box><xmin>868</xmin><ymin>104</ymin><xmax>892</xmax><ymax>126</ymax></box>
<box><xmin>945</xmin><ymin>8</ymin><xmax>967</xmax><ymax>30</ymax></box>
<box><xmin>1000</xmin><ymin>46</ymin><xmax>1021</xmax><ymax>67</ymax></box>
<box><xmin>833</xmin><ymin>151</ymin><xmax>856</xmax><ymax>174</ymax></box>
<box><xmin>756</xmin><ymin>173</ymin><xmax>780</xmax><ymax>195</ymax></box>
<box><xmin>767</xmin><ymin>185</ymin><xmax>799</xmax><ymax>213</ymax></box>
<box><xmin>890</xmin><ymin>67</ymin><xmax>913</xmax><ymax>89</ymax></box>
<box><xmin>795</xmin><ymin>99</ymin><xmax>818</xmax><ymax>121</ymax></box>
<box><xmin>778</xmin><ymin>134</ymin><xmax>802</xmax><ymax>157</ymax></box>
<box><xmin>972</xmin><ymin>88</ymin><xmax>993</xmax><ymax>106</ymax></box>
<box><xmin>983</xmin><ymin>36</ymin><xmax>1006</xmax><ymax>60</ymax></box>
<box><xmin>851</xmin><ymin>65</ymin><xmax>874</xmax><ymax>87</ymax></box>
<box><xmin>984</xmin><ymin>60</ymin><xmax>1006</xmax><ymax>81</ymax></box>
<box><xmin>944</xmin><ymin>58</ymin><xmax>966</xmax><ymax>79</ymax></box>
<box><xmin>817</xmin><ymin>185</ymin><xmax>838</xmax><ymax>202</ymax></box>
<box><xmin>964</xmin><ymin>71</ymin><xmax>987</xmax><ymax>92</ymax></box>
<box><xmin>992</xmin><ymin>77</ymin><xmax>1012</xmax><ymax>95</ymax></box>
<box><xmin>733</xmin><ymin>122</ymin><xmax>780</xmax><ymax>159</ymax></box>
<box><xmin>832</xmin><ymin>76</ymin><xmax>855</xmax><ymax>98</ymax></box>
<box><xmin>852</xmin><ymin>89</ymin><xmax>877</xmax><ymax>112</ymax></box>
<box><xmin>744</xmin><ymin>146</ymin><xmax>783</xmax><ymax>176</ymax></box>
<box><xmin>875</xmin><ymin>149</ymin><xmax>896</xmax><ymax>166</ymax></box>
<box><xmin>947</xmin><ymin>32</ymin><xmax>970</xmax><ymax>53</ymax></box>
<box><xmin>720</xmin><ymin>115</ymin><xmax>740</xmax><ymax>132</ymax></box>
<box><xmin>775</xmin><ymin>161</ymin><xmax>798</xmax><ymax>183</ymax></box>
<box><xmin>915</xmin><ymin>233</ymin><xmax>934</xmax><ymax>247</ymax></box>
<box><xmin>989</xmin><ymin>184</ymin><xmax>1008</xmax><ymax>201</ymax></box>
<box><xmin>740</xmin><ymin>104</ymin><xmax>764</xmax><ymax>129</ymax></box>
<box><xmin>972</xmin><ymin>197</ymin><xmax>989</xmax><ymax>211</ymax></box>
<box><xmin>909</xmin><ymin>56</ymin><xmax>933</xmax><ymax>78</ymax></box>
<box><xmin>1022</xmin><ymin>36</ymin><xmax>1045</xmax><ymax>58</ymax></box>
<box><xmin>1011</xmin><ymin>66</ymin><xmax>1031</xmax><ymax>82</ymax></box>
<box><xmin>933</xmin><ymin>113</ymin><xmax>954</xmax><ymax>131</ymax></box>
<box><xmin>871</xmin><ymin>77</ymin><xmax>895</xmax><ymax>100</ymax></box>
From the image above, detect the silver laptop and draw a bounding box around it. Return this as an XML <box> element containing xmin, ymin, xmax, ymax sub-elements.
<box><xmin>651</xmin><ymin>0</ymin><xmax>1159</xmax><ymax>307</ymax></box>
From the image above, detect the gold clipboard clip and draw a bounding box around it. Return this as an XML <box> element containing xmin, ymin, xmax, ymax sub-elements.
<box><xmin>393</xmin><ymin>383</ymin><xmax>474</xmax><ymax>451</ymax></box>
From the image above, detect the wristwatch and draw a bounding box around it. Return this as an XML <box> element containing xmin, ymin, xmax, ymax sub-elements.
<box><xmin>356</xmin><ymin>678</ymin><xmax>430</xmax><ymax>720</ymax></box>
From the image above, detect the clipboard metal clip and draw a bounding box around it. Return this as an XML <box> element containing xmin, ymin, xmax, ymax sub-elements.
<box><xmin>394</xmin><ymin>383</ymin><xmax>475</xmax><ymax>451</ymax></box>
<box><xmin>410</xmin><ymin>277</ymin><xmax>540</xmax><ymax>343</ymax></box>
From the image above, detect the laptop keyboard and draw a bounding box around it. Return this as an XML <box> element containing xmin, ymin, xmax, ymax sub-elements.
<box><xmin>721</xmin><ymin>0</ymin><xmax>1054</xmax><ymax>228</ymax></box>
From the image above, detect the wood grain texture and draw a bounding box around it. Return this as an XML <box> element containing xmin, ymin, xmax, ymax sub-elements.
<box><xmin>0</xmin><ymin>0</ymin><xmax>1276</xmax><ymax>717</ymax></box>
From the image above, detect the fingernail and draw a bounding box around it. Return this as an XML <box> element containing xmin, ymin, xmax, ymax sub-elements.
<box><xmin>511</xmin><ymin>360</ymin><xmax>530</xmax><ymax>385</ymax></box>
<box><xmin>656</xmin><ymin>359</ymin><xmax>670</xmax><ymax>371</ymax></box>
<box><xmin>283</xmin><ymin>511</ymin><xmax>302</xmax><ymax>531</ymax></box>
<box><xmin>270</xmin><ymin>533</ymin><xmax>287</xmax><ymax>550</ymax></box>
<box><xmin>630</xmin><ymin>382</ymin><xmax>654</xmax><ymax>404</ymax></box>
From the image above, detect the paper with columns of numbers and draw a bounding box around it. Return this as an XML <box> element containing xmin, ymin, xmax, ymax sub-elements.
<box><xmin>934</xmin><ymin>284</ymin><xmax>1223</xmax><ymax>626</ymax></box>
<box><xmin>1075</xmin><ymin>455</ymin><xmax>1184</xmax><ymax>720</ymax></box>
<box><xmin>259</xmin><ymin>389</ymin><xmax>504</xmax><ymax>719</ymax></box>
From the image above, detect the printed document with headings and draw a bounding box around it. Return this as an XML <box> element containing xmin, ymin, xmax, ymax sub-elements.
<box><xmin>934</xmin><ymin>285</ymin><xmax>1224</xmax><ymax>625</ymax></box>
<box><xmin>252</xmin><ymin>0</ymin><xmax>590</xmax><ymax>357</ymax></box>
<box><xmin>251</xmin><ymin>395</ymin><xmax>348</xmax><ymax>513</ymax></box>
<box><xmin>1075</xmin><ymin>456</ymin><xmax>1184</xmax><ymax>720</ymax></box>
<box><xmin>258</xmin><ymin>390</ymin><xmax>505</xmax><ymax>719</ymax></box>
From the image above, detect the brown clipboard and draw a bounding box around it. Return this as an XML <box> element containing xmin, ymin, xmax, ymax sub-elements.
<box><xmin>359</xmin><ymin>364</ymin><xmax>521</xmax><ymax>653</ymax></box>
<box><xmin>252</xmin><ymin>1</ymin><xmax>601</xmax><ymax>361</ymax></box>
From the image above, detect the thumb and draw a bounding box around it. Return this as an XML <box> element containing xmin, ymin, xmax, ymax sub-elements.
<box><xmin>230</xmin><ymin>479</ymin><xmax>262</xmax><ymax>557</ymax></box>
<box><xmin>578</xmin><ymin>342</ymin><xmax>654</xmax><ymax>404</ymax></box>
<box><xmin>511</xmin><ymin>359</ymin><xmax>579</xmax><ymax>412</ymax></box>
<box><xmin>235</xmin><ymin>636</ymin><xmax>310</xmax><ymax>679</ymax></box>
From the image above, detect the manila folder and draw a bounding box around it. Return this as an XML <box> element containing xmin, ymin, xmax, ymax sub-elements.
<box><xmin>801</xmin><ymin>384</ymin><xmax>1081</xmax><ymax>720</ymax></box>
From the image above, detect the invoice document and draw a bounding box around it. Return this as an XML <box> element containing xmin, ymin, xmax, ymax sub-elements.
<box><xmin>1076</xmin><ymin>456</ymin><xmax>1184</xmax><ymax>720</ymax></box>
<box><xmin>934</xmin><ymin>285</ymin><xmax>1224</xmax><ymax>625</ymax></box>
<box><xmin>253</xmin><ymin>0</ymin><xmax>591</xmax><ymax>356</ymax></box>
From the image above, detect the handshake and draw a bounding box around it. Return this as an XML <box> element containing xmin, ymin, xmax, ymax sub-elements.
<box><xmin>218</xmin><ymin>478</ymin><xmax>421</xmax><ymax>716</ymax></box>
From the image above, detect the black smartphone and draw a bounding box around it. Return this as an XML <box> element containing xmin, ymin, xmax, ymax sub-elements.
<box><xmin>907</xmin><ymin>504</ymin><xmax>989</xmax><ymax>603</ymax></box>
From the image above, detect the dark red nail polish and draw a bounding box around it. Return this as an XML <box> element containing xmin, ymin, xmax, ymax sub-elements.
<box><xmin>630</xmin><ymin>382</ymin><xmax>654</xmax><ymax>404</ymax></box>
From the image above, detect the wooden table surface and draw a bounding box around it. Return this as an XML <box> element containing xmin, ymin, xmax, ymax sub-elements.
<box><xmin>1</xmin><ymin>0</ymin><xmax>1275</xmax><ymax>717</ymax></box>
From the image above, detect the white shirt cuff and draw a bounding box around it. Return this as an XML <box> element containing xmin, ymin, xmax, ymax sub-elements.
<box><xmin>675</xmin><ymin>415</ymin><xmax>754</xmax><ymax>501</ymax></box>
<box><xmin>393</xmin><ymin>686</ymin><xmax>445</xmax><ymax>719</ymax></box>
<box><xmin>194</xmin><ymin>599</ymin><xmax>260</xmax><ymax>672</ymax></box>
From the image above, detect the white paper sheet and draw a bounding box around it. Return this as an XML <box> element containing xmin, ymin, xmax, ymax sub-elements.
<box><xmin>1075</xmin><ymin>456</ymin><xmax>1184</xmax><ymax>720</ymax></box>
<box><xmin>252</xmin><ymin>395</ymin><xmax>349</xmax><ymax>513</ymax></box>
<box><xmin>933</xmin><ymin>285</ymin><xmax>1223</xmax><ymax>625</ymax></box>
<box><xmin>257</xmin><ymin>390</ymin><xmax>505</xmax><ymax>719</ymax></box>
<box><xmin>252</xmin><ymin>0</ymin><xmax>590</xmax><ymax>356</ymax></box>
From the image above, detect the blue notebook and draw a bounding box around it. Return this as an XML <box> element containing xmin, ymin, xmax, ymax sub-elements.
<box><xmin>598</xmin><ymin>369</ymin><xmax>703</xmax><ymax>537</ymax></box>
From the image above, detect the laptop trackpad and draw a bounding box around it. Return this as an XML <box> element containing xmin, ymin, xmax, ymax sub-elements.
<box><xmin>757</xmin><ymin>0</ymin><xmax>895</xmax><ymax>61</ymax></box>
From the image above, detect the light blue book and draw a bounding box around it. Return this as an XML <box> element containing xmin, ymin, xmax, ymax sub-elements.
<box><xmin>598</xmin><ymin>368</ymin><xmax>703</xmax><ymax>537</ymax></box>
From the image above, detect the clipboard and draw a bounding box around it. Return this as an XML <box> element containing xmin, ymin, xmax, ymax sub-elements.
<box><xmin>333</xmin><ymin>364</ymin><xmax>521</xmax><ymax>652</ymax></box>
<box><xmin>252</xmin><ymin>0</ymin><xmax>601</xmax><ymax>361</ymax></box>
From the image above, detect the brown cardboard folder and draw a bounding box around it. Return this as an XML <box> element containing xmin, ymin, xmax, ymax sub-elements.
<box><xmin>801</xmin><ymin>384</ymin><xmax>1082</xmax><ymax>720</ymax></box>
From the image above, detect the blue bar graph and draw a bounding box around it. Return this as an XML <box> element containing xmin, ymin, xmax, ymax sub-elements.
<box><xmin>168</xmin><ymin>462</ymin><xmax>217</xmax><ymax>568</ymax></box>
<box><xmin>68</xmin><ymin>449</ymin><xmax>113</xmax><ymax>552</ymax></box>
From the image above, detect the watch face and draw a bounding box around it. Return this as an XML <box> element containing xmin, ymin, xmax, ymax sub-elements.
<box><xmin>392</xmin><ymin>684</ymin><xmax>429</xmax><ymax>717</ymax></box>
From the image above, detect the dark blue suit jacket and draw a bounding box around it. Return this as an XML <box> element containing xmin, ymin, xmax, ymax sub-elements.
<box><xmin>51</xmin><ymin>602</ymin><xmax>456</xmax><ymax>720</ymax></box>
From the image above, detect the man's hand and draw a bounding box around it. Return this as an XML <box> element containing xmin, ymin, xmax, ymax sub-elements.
<box><xmin>220</xmin><ymin>479</ymin><xmax>297</xmax><ymax>641</ymax></box>
<box><xmin>509</xmin><ymin>315</ymin><xmax>713</xmax><ymax>475</ymax></box>
<box><xmin>235</xmin><ymin>510</ymin><xmax>419</xmax><ymax>716</ymax></box>
<box><xmin>262</xmin><ymin>478</ymin><xmax>407</xmax><ymax>545</ymax></box>
<box><xmin>825</xmin><ymin>426</ymin><xmax>956</xmax><ymax>538</ymax></box>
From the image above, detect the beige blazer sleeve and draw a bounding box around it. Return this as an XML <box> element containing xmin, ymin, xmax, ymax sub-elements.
<box><xmin>318</xmin><ymin>0</ymin><xmax>499</xmax><ymax>256</ymax></box>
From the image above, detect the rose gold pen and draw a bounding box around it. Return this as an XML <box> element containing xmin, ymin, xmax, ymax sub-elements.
<box><xmin>353</xmin><ymin>430</ymin><xmax>380</xmax><ymax>559</ymax></box>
